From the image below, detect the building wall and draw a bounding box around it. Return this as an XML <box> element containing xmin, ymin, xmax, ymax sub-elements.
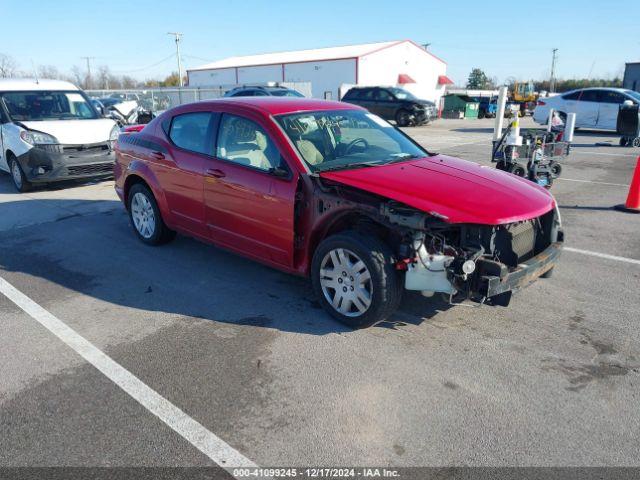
<box><xmin>623</xmin><ymin>63</ymin><xmax>640</xmax><ymax>92</ymax></box>
<box><xmin>358</xmin><ymin>42</ymin><xmax>448</xmax><ymax>103</ymax></box>
<box><xmin>237</xmin><ymin>64</ymin><xmax>283</xmax><ymax>84</ymax></box>
<box><xmin>284</xmin><ymin>59</ymin><xmax>356</xmax><ymax>100</ymax></box>
<box><xmin>188</xmin><ymin>67</ymin><xmax>236</xmax><ymax>86</ymax></box>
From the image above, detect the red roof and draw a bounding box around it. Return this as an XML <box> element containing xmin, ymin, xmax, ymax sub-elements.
<box><xmin>188</xmin><ymin>97</ymin><xmax>363</xmax><ymax>116</ymax></box>
<box><xmin>397</xmin><ymin>74</ymin><xmax>416</xmax><ymax>84</ymax></box>
<box><xmin>438</xmin><ymin>75</ymin><xmax>454</xmax><ymax>85</ymax></box>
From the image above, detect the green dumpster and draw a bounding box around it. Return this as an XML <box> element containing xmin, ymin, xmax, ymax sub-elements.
<box><xmin>442</xmin><ymin>94</ymin><xmax>480</xmax><ymax>119</ymax></box>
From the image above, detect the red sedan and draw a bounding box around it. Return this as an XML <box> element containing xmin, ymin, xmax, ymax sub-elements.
<box><xmin>115</xmin><ymin>97</ymin><xmax>562</xmax><ymax>328</ymax></box>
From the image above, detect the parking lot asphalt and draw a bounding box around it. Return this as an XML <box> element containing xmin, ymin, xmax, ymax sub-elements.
<box><xmin>1</xmin><ymin>118</ymin><xmax>639</xmax><ymax>467</ymax></box>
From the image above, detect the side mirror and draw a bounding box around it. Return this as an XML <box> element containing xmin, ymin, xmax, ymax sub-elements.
<box><xmin>269</xmin><ymin>165</ymin><xmax>290</xmax><ymax>178</ymax></box>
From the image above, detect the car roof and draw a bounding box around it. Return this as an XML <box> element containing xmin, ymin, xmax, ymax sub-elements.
<box><xmin>0</xmin><ymin>78</ymin><xmax>80</xmax><ymax>92</ymax></box>
<box><xmin>196</xmin><ymin>97</ymin><xmax>363</xmax><ymax>115</ymax></box>
<box><xmin>564</xmin><ymin>87</ymin><xmax>629</xmax><ymax>94</ymax></box>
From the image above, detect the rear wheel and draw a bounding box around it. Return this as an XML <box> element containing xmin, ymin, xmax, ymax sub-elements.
<box><xmin>633</xmin><ymin>137</ymin><xmax>640</xmax><ymax>148</ymax></box>
<box><xmin>550</xmin><ymin>162</ymin><xmax>562</xmax><ymax>177</ymax></box>
<box><xmin>127</xmin><ymin>183</ymin><xmax>176</xmax><ymax>245</ymax></box>
<box><xmin>512</xmin><ymin>165</ymin><xmax>526</xmax><ymax>177</ymax></box>
<box><xmin>8</xmin><ymin>156</ymin><xmax>31</xmax><ymax>193</ymax></box>
<box><xmin>395</xmin><ymin>109</ymin><xmax>410</xmax><ymax>127</ymax></box>
<box><xmin>311</xmin><ymin>231</ymin><xmax>403</xmax><ymax>329</ymax></box>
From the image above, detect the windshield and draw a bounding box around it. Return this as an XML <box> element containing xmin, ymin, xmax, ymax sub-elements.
<box><xmin>270</xmin><ymin>89</ymin><xmax>304</xmax><ymax>97</ymax></box>
<box><xmin>2</xmin><ymin>90</ymin><xmax>98</xmax><ymax>121</ymax></box>
<box><xmin>624</xmin><ymin>90</ymin><xmax>640</xmax><ymax>103</ymax></box>
<box><xmin>389</xmin><ymin>88</ymin><xmax>418</xmax><ymax>101</ymax></box>
<box><xmin>277</xmin><ymin>109</ymin><xmax>428</xmax><ymax>172</ymax></box>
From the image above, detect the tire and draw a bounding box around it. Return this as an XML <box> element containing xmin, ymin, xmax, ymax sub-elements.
<box><xmin>633</xmin><ymin>137</ymin><xmax>640</xmax><ymax>148</ymax></box>
<box><xmin>550</xmin><ymin>162</ymin><xmax>562</xmax><ymax>177</ymax></box>
<box><xmin>512</xmin><ymin>165</ymin><xmax>526</xmax><ymax>177</ymax></box>
<box><xmin>311</xmin><ymin>230</ymin><xmax>403</xmax><ymax>329</ymax></box>
<box><xmin>496</xmin><ymin>160</ymin><xmax>507</xmax><ymax>171</ymax></box>
<box><xmin>127</xmin><ymin>183</ymin><xmax>176</xmax><ymax>245</ymax></box>
<box><xmin>478</xmin><ymin>110</ymin><xmax>485</xmax><ymax>119</ymax></box>
<box><xmin>8</xmin><ymin>155</ymin><xmax>31</xmax><ymax>193</ymax></box>
<box><xmin>541</xmin><ymin>267</ymin><xmax>554</xmax><ymax>278</ymax></box>
<box><xmin>395</xmin><ymin>109</ymin><xmax>410</xmax><ymax>127</ymax></box>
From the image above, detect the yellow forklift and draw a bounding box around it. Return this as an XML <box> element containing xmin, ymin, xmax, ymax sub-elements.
<box><xmin>509</xmin><ymin>81</ymin><xmax>537</xmax><ymax>116</ymax></box>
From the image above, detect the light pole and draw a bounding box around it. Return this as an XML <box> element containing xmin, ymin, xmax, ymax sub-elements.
<box><xmin>81</xmin><ymin>56</ymin><xmax>95</xmax><ymax>89</ymax></box>
<box><xmin>168</xmin><ymin>32</ymin><xmax>184</xmax><ymax>87</ymax></box>
<box><xmin>549</xmin><ymin>48</ymin><xmax>558</xmax><ymax>93</ymax></box>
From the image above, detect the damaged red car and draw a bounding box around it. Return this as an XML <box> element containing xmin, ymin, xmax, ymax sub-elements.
<box><xmin>114</xmin><ymin>98</ymin><xmax>563</xmax><ymax>328</ymax></box>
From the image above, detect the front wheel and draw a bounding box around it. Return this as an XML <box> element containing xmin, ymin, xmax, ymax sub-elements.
<box><xmin>127</xmin><ymin>183</ymin><xmax>176</xmax><ymax>245</ymax></box>
<box><xmin>395</xmin><ymin>109</ymin><xmax>410</xmax><ymax>127</ymax></box>
<box><xmin>311</xmin><ymin>231</ymin><xmax>403</xmax><ymax>329</ymax></box>
<box><xmin>9</xmin><ymin>156</ymin><xmax>31</xmax><ymax>192</ymax></box>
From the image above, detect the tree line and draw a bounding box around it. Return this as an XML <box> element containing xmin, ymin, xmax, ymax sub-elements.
<box><xmin>466</xmin><ymin>67</ymin><xmax>623</xmax><ymax>92</ymax></box>
<box><xmin>0</xmin><ymin>53</ymin><xmax>184</xmax><ymax>89</ymax></box>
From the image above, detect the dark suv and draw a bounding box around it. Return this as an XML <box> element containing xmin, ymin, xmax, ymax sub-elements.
<box><xmin>342</xmin><ymin>87</ymin><xmax>437</xmax><ymax>126</ymax></box>
<box><xmin>224</xmin><ymin>86</ymin><xmax>304</xmax><ymax>98</ymax></box>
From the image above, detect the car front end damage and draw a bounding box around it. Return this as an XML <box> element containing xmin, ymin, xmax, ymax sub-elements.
<box><xmin>16</xmin><ymin>142</ymin><xmax>115</xmax><ymax>183</ymax></box>
<box><xmin>303</xmin><ymin>177</ymin><xmax>563</xmax><ymax>307</ymax></box>
<box><xmin>389</xmin><ymin>203</ymin><xmax>563</xmax><ymax>305</ymax></box>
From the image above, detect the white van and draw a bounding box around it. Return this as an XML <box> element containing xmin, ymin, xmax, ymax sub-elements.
<box><xmin>0</xmin><ymin>78</ymin><xmax>119</xmax><ymax>192</ymax></box>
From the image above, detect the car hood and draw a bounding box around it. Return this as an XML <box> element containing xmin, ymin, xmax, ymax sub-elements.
<box><xmin>319</xmin><ymin>155</ymin><xmax>555</xmax><ymax>225</ymax></box>
<box><xmin>21</xmin><ymin>119</ymin><xmax>117</xmax><ymax>145</ymax></box>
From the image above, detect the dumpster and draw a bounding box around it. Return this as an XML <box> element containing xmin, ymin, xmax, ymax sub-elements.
<box><xmin>442</xmin><ymin>94</ymin><xmax>480</xmax><ymax>119</ymax></box>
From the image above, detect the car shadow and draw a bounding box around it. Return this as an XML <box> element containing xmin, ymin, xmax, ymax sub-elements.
<box><xmin>0</xmin><ymin>198</ymin><xmax>453</xmax><ymax>336</ymax></box>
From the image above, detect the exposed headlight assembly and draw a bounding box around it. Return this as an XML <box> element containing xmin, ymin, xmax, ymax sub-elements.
<box><xmin>109</xmin><ymin>125</ymin><xmax>120</xmax><ymax>149</ymax></box>
<box><xmin>20</xmin><ymin>130</ymin><xmax>58</xmax><ymax>145</ymax></box>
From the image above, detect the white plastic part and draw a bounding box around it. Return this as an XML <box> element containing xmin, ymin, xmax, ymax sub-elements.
<box><xmin>506</xmin><ymin>115</ymin><xmax>523</xmax><ymax>146</ymax></box>
<box><xmin>493</xmin><ymin>86</ymin><xmax>508</xmax><ymax>141</ymax></box>
<box><xmin>547</xmin><ymin>108</ymin><xmax>555</xmax><ymax>132</ymax></box>
<box><xmin>405</xmin><ymin>249</ymin><xmax>456</xmax><ymax>295</ymax></box>
<box><xmin>565</xmin><ymin>113</ymin><xmax>576</xmax><ymax>142</ymax></box>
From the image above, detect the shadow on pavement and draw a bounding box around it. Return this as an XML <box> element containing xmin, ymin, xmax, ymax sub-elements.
<box><xmin>0</xmin><ymin>198</ymin><xmax>451</xmax><ymax>336</ymax></box>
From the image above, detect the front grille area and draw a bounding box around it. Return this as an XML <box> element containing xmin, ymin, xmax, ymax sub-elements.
<box><xmin>63</xmin><ymin>143</ymin><xmax>110</xmax><ymax>157</ymax></box>
<box><xmin>67</xmin><ymin>163</ymin><xmax>113</xmax><ymax>176</ymax></box>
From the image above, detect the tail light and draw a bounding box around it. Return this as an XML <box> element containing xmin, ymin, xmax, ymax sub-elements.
<box><xmin>537</xmin><ymin>100</ymin><xmax>546</xmax><ymax>106</ymax></box>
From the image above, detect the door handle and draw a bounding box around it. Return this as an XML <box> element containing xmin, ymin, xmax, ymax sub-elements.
<box><xmin>205</xmin><ymin>168</ymin><xmax>226</xmax><ymax>178</ymax></box>
<box><xmin>150</xmin><ymin>151</ymin><xmax>165</xmax><ymax>160</ymax></box>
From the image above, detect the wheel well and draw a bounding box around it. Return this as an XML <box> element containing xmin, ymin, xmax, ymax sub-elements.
<box><xmin>123</xmin><ymin>174</ymin><xmax>150</xmax><ymax>206</ymax></box>
<box><xmin>310</xmin><ymin>212</ymin><xmax>398</xmax><ymax>262</ymax></box>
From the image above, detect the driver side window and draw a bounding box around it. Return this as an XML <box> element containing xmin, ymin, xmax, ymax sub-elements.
<box><xmin>216</xmin><ymin>114</ymin><xmax>281</xmax><ymax>172</ymax></box>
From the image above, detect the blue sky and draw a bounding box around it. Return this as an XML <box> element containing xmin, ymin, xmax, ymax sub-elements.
<box><xmin>1</xmin><ymin>0</ymin><xmax>638</xmax><ymax>84</ymax></box>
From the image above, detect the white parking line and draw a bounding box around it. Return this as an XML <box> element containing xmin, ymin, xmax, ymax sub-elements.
<box><xmin>0</xmin><ymin>276</ymin><xmax>257</xmax><ymax>471</ymax></box>
<box><xmin>564</xmin><ymin>247</ymin><xmax>640</xmax><ymax>266</ymax></box>
<box><xmin>559</xmin><ymin>178</ymin><xmax>628</xmax><ymax>187</ymax></box>
<box><xmin>572</xmin><ymin>151</ymin><xmax>639</xmax><ymax>157</ymax></box>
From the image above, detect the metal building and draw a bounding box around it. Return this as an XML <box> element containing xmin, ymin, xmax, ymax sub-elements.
<box><xmin>187</xmin><ymin>40</ymin><xmax>452</xmax><ymax>102</ymax></box>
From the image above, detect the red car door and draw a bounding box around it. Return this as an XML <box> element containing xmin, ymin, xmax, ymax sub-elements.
<box><xmin>203</xmin><ymin>111</ymin><xmax>297</xmax><ymax>268</ymax></box>
<box><xmin>155</xmin><ymin>111</ymin><xmax>216</xmax><ymax>238</ymax></box>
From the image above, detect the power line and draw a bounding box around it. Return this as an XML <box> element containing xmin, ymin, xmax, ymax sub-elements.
<box><xmin>110</xmin><ymin>54</ymin><xmax>176</xmax><ymax>74</ymax></box>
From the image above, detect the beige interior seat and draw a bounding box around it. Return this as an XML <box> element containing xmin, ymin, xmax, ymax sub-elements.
<box><xmin>295</xmin><ymin>139</ymin><xmax>324</xmax><ymax>165</ymax></box>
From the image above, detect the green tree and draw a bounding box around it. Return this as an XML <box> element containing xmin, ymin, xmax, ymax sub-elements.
<box><xmin>467</xmin><ymin>68</ymin><xmax>490</xmax><ymax>89</ymax></box>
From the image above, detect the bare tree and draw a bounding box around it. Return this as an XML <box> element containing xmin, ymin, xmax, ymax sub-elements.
<box><xmin>37</xmin><ymin>65</ymin><xmax>61</xmax><ymax>80</ymax></box>
<box><xmin>70</xmin><ymin>65</ymin><xmax>85</xmax><ymax>88</ymax></box>
<box><xmin>0</xmin><ymin>53</ymin><xmax>18</xmax><ymax>78</ymax></box>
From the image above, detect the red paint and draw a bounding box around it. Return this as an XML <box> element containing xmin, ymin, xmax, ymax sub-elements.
<box><xmin>321</xmin><ymin>155</ymin><xmax>554</xmax><ymax>225</ymax></box>
<box><xmin>437</xmin><ymin>75</ymin><xmax>454</xmax><ymax>85</ymax></box>
<box><xmin>397</xmin><ymin>74</ymin><xmax>416</xmax><ymax>84</ymax></box>
<box><xmin>115</xmin><ymin>98</ymin><xmax>554</xmax><ymax>277</ymax></box>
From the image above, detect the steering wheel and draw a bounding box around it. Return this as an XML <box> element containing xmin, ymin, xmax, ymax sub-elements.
<box><xmin>344</xmin><ymin>137</ymin><xmax>369</xmax><ymax>155</ymax></box>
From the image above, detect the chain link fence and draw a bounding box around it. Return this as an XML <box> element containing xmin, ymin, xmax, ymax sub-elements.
<box><xmin>86</xmin><ymin>82</ymin><xmax>312</xmax><ymax>113</ymax></box>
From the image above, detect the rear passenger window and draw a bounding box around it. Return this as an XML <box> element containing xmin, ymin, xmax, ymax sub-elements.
<box><xmin>581</xmin><ymin>90</ymin><xmax>601</xmax><ymax>102</ymax></box>
<box><xmin>169</xmin><ymin>112</ymin><xmax>212</xmax><ymax>155</ymax></box>
<box><xmin>563</xmin><ymin>91</ymin><xmax>583</xmax><ymax>101</ymax></box>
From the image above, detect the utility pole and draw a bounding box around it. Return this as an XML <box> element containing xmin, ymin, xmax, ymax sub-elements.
<box><xmin>81</xmin><ymin>56</ymin><xmax>95</xmax><ymax>89</ymax></box>
<box><xmin>167</xmin><ymin>32</ymin><xmax>184</xmax><ymax>87</ymax></box>
<box><xmin>549</xmin><ymin>48</ymin><xmax>558</xmax><ymax>93</ymax></box>
<box><xmin>421</xmin><ymin>42</ymin><xmax>431</xmax><ymax>51</ymax></box>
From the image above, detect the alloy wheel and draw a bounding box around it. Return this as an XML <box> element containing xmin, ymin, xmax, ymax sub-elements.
<box><xmin>131</xmin><ymin>192</ymin><xmax>156</xmax><ymax>239</ymax></box>
<box><xmin>319</xmin><ymin>248</ymin><xmax>373</xmax><ymax>317</ymax></box>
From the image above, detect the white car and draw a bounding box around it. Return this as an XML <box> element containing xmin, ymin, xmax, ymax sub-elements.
<box><xmin>0</xmin><ymin>78</ymin><xmax>119</xmax><ymax>192</ymax></box>
<box><xmin>533</xmin><ymin>87</ymin><xmax>640</xmax><ymax>130</ymax></box>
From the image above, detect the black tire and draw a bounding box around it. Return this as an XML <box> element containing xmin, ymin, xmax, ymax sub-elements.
<box><xmin>127</xmin><ymin>183</ymin><xmax>176</xmax><ymax>245</ymax></box>
<box><xmin>311</xmin><ymin>230</ymin><xmax>403</xmax><ymax>329</ymax></box>
<box><xmin>541</xmin><ymin>267</ymin><xmax>554</xmax><ymax>278</ymax></box>
<box><xmin>633</xmin><ymin>137</ymin><xmax>640</xmax><ymax>148</ymax></box>
<box><xmin>550</xmin><ymin>162</ymin><xmax>562</xmax><ymax>177</ymax></box>
<box><xmin>8</xmin><ymin>155</ymin><xmax>31</xmax><ymax>193</ymax></box>
<box><xmin>395</xmin><ymin>109</ymin><xmax>410</xmax><ymax>127</ymax></box>
<box><xmin>478</xmin><ymin>110</ymin><xmax>485</xmax><ymax>119</ymax></box>
<box><xmin>496</xmin><ymin>160</ymin><xmax>507</xmax><ymax>171</ymax></box>
<box><xmin>512</xmin><ymin>165</ymin><xmax>526</xmax><ymax>177</ymax></box>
